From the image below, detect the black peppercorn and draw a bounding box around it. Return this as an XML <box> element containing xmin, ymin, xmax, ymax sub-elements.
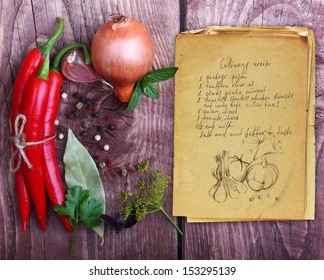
<box><xmin>73</xmin><ymin>109</ymin><xmax>81</xmax><ymax>117</ymax></box>
<box><xmin>82</xmin><ymin>121</ymin><xmax>90</xmax><ymax>129</ymax></box>
<box><xmin>67</xmin><ymin>112</ymin><xmax>75</xmax><ymax>119</ymax></box>
<box><xmin>79</xmin><ymin>96</ymin><xmax>87</xmax><ymax>103</ymax></box>
<box><xmin>73</xmin><ymin>92</ymin><xmax>81</xmax><ymax>99</ymax></box>
<box><xmin>58</xmin><ymin>126</ymin><xmax>67</xmax><ymax>133</ymax></box>
<box><xmin>97</xmin><ymin>126</ymin><xmax>106</xmax><ymax>133</ymax></box>
<box><xmin>80</xmin><ymin>131</ymin><xmax>88</xmax><ymax>138</ymax></box>
<box><xmin>85</xmin><ymin>98</ymin><xmax>93</xmax><ymax>105</ymax></box>
<box><xmin>109</xmin><ymin>124</ymin><xmax>117</xmax><ymax>130</ymax></box>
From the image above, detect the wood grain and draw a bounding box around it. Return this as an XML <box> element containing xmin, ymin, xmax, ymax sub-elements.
<box><xmin>184</xmin><ymin>0</ymin><xmax>324</xmax><ymax>260</ymax></box>
<box><xmin>0</xmin><ymin>0</ymin><xmax>179</xmax><ymax>259</ymax></box>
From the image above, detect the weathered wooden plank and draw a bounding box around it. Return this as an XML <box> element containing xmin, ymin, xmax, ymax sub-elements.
<box><xmin>183</xmin><ymin>0</ymin><xmax>324</xmax><ymax>260</ymax></box>
<box><xmin>0</xmin><ymin>0</ymin><xmax>179</xmax><ymax>259</ymax></box>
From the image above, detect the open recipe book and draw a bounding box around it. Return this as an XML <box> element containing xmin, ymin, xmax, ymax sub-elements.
<box><xmin>172</xmin><ymin>26</ymin><xmax>315</xmax><ymax>222</ymax></box>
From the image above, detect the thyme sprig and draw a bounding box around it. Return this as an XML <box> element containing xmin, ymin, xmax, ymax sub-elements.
<box><xmin>119</xmin><ymin>161</ymin><xmax>183</xmax><ymax>235</ymax></box>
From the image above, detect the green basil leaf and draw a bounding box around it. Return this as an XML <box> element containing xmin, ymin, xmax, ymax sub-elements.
<box><xmin>143</xmin><ymin>67</ymin><xmax>178</xmax><ymax>84</ymax></box>
<box><xmin>143</xmin><ymin>83</ymin><xmax>159</xmax><ymax>99</ymax></box>
<box><xmin>64</xmin><ymin>129</ymin><xmax>106</xmax><ymax>240</ymax></box>
<box><xmin>126</xmin><ymin>80</ymin><xmax>143</xmax><ymax>113</ymax></box>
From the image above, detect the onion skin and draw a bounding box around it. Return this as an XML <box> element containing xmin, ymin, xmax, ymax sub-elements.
<box><xmin>91</xmin><ymin>16</ymin><xmax>155</xmax><ymax>102</ymax></box>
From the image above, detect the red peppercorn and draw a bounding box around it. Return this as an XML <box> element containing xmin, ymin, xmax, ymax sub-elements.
<box><xmin>105</xmin><ymin>115</ymin><xmax>112</xmax><ymax>121</ymax></box>
<box><xmin>106</xmin><ymin>159</ymin><xmax>113</xmax><ymax>168</ymax></box>
<box><xmin>87</xmin><ymin>104</ymin><xmax>93</xmax><ymax>110</ymax></box>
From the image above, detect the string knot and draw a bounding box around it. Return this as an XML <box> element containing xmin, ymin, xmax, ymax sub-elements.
<box><xmin>10</xmin><ymin>114</ymin><xmax>56</xmax><ymax>172</ymax></box>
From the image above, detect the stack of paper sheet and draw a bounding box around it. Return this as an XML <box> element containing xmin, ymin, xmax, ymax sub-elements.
<box><xmin>173</xmin><ymin>26</ymin><xmax>315</xmax><ymax>222</ymax></box>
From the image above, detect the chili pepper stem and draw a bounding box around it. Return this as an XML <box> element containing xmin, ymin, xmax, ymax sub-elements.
<box><xmin>38</xmin><ymin>17</ymin><xmax>64</xmax><ymax>55</ymax></box>
<box><xmin>37</xmin><ymin>17</ymin><xmax>65</xmax><ymax>80</ymax></box>
<box><xmin>51</xmin><ymin>43</ymin><xmax>92</xmax><ymax>73</ymax></box>
<box><xmin>37</xmin><ymin>49</ymin><xmax>51</xmax><ymax>80</ymax></box>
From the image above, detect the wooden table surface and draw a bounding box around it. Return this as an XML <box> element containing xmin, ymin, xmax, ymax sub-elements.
<box><xmin>0</xmin><ymin>0</ymin><xmax>324</xmax><ymax>260</ymax></box>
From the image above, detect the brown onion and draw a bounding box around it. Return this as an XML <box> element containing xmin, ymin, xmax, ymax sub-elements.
<box><xmin>91</xmin><ymin>14</ymin><xmax>155</xmax><ymax>102</ymax></box>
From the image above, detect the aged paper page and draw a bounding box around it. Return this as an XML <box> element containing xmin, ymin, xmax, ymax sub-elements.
<box><xmin>173</xmin><ymin>27</ymin><xmax>315</xmax><ymax>221</ymax></box>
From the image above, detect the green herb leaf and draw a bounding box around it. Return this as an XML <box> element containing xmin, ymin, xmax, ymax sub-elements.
<box><xmin>119</xmin><ymin>161</ymin><xmax>183</xmax><ymax>235</ymax></box>
<box><xmin>143</xmin><ymin>83</ymin><xmax>159</xmax><ymax>99</ymax></box>
<box><xmin>80</xmin><ymin>199</ymin><xmax>104</xmax><ymax>228</ymax></box>
<box><xmin>126</xmin><ymin>80</ymin><xmax>143</xmax><ymax>113</ymax></box>
<box><xmin>142</xmin><ymin>67</ymin><xmax>178</xmax><ymax>84</ymax></box>
<box><xmin>54</xmin><ymin>186</ymin><xmax>105</xmax><ymax>256</ymax></box>
<box><xmin>66</xmin><ymin>185</ymin><xmax>89</xmax><ymax>213</ymax></box>
<box><xmin>63</xmin><ymin>129</ymin><xmax>105</xmax><ymax>239</ymax></box>
<box><xmin>54</xmin><ymin>203</ymin><xmax>74</xmax><ymax>220</ymax></box>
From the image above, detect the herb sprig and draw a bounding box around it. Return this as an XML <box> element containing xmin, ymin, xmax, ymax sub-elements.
<box><xmin>119</xmin><ymin>161</ymin><xmax>183</xmax><ymax>235</ymax></box>
<box><xmin>126</xmin><ymin>67</ymin><xmax>178</xmax><ymax>113</ymax></box>
<box><xmin>54</xmin><ymin>186</ymin><xmax>104</xmax><ymax>256</ymax></box>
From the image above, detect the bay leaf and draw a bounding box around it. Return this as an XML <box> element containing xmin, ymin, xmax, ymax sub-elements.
<box><xmin>63</xmin><ymin>129</ymin><xmax>105</xmax><ymax>240</ymax></box>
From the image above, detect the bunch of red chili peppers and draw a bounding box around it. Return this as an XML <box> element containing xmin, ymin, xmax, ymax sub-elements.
<box><xmin>10</xmin><ymin>17</ymin><xmax>91</xmax><ymax>232</ymax></box>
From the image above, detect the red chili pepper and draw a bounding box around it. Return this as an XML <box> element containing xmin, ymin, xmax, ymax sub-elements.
<box><xmin>43</xmin><ymin>43</ymin><xmax>91</xmax><ymax>232</ymax></box>
<box><xmin>18</xmin><ymin>74</ymin><xmax>49</xmax><ymax>230</ymax></box>
<box><xmin>10</xmin><ymin>17</ymin><xmax>64</xmax><ymax>231</ymax></box>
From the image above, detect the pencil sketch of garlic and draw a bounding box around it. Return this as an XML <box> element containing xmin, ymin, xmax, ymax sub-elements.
<box><xmin>209</xmin><ymin>150</ymin><xmax>247</xmax><ymax>203</ymax></box>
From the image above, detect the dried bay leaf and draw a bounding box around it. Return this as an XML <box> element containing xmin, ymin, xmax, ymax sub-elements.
<box><xmin>63</xmin><ymin>129</ymin><xmax>105</xmax><ymax>240</ymax></box>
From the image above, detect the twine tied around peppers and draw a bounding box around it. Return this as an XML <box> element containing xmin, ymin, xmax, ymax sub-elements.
<box><xmin>10</xmin><ymin>114</ymin><xmax>56</xmax><ymax>172</ymax></box>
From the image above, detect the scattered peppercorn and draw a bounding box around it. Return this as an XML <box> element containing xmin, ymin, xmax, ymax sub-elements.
<box><xmin>92</xmin><ymin>112</ymin><xmax>100</xmax><ymax>118</ymax></box>
<box><xmin>109</xmin><ymin>124</ymin><xmax>117</xmax><ymax>130</ymax></box>
<box><xmin>105</xmin><ymin>115</ymin><xmax>112</xmax><ymax>121</ymax></box>
<box><xmin>73</xmin><ymin>109</ymin><xmax>80</xmax><ymax>117</ymax></box>
<box><xmin>75</xmin><ymin>101</ymin><xmax>84</xmax><ymax>109</ymax></box>
<box><xmin>120</xmin><ymin>169</ymin><xmax>128</xmax><ymax>176</ymax></box>
<box><xmin>58</xmin><ymin>133</ymin><xmax>64</xmax><ymax>140</ymax></box>
<box><xmin>94</xmin><ymin>134</ymin><xmax>101</xmax><ymax>141</ymax></box>
<box><xmin>73</xmin><ymin>92</ymin><xmax>81</xmax><ymax>99</ymax></box>
<box><xmin>58</xmin><ymin>126</ymin><xmax>67</xmax><ymax>133</ymax></box>
<box><xmin>82</xmin><ymin>121</ymin><xmax>90</xmax><ymax>129</ymax></box>
<box><xmin>61</xmin><ymin>92</ymin><xmax>68</xmax><ymax>99</ymax></box>
<box><xmin>80</xmin><ymin>131</ymin><xmax>88</xmax><ymax>138</ymax></box>
<box><xmin>67</xmin><ymin>112</ymin><xmax>75</xmax><ymax>119</ymax></box>
<box><xmin>54</xmin><ymin>119</ymin><xmax>59</xmax><ymax>126</ymax></box>
<box><xmin>87</xmin><ymin>104</ymin><xmax>93</xmax><ymax>110</ymax></box>
<box><xmin>80</xmin><ymin>96</ymin><xmax>87</xmax><ymax>103</ymax></box>
<box><xmin>85</xmin><ymin>98</ymin><xmax>93</xmax><ymax>105</ymax></box>
<box><xmin>106</xmin><ymin>159</ymin><xmax>113</xmax><ymax>168</ymax></box>
<box><xmin>96</xmin><ymin>126</ymin><xmax>106</xmax><ymax>133</ymax></box>
<box><xmin>98</xmin><ymin>162</ymin><xmax>106</xmax><ymax>169</ymax></box>
<box><xmin>103</xmin><ymin>144</ymin><xmax>110</xmax><ymax>151</ymax></box>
